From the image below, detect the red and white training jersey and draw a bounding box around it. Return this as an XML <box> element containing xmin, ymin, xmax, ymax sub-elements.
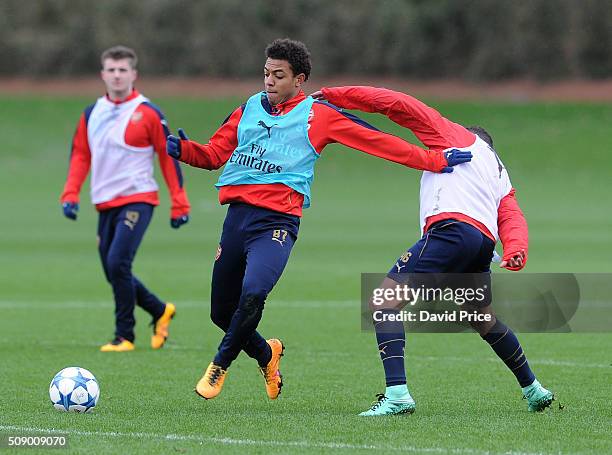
<box><xmin>321</xmin><ymin>86</ymin><xmax>529</xmax><ymax>269</ymax></box>
<box><xmin>420</xmin><ymin>136</ymin><xmax>512</xmax><ymax>241</ymax></box>
<box><xmin>61</xmin><ymin>90</ymin><xmax>190</xmax><ymax>218</ymax></box>
<box><xmin>177</xmin><ymin>91</ymin><xmax>448</xmax><ymax>217</ymax></box>
<box><xmin>88</xmin><ymin>93</ymin><xmax>157</xmax><ymax>204</ymax></box>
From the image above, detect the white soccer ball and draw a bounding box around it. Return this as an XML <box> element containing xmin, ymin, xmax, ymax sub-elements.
<box><xmin>49</xmin><ymin>367</ymin><xmax>100</xmax><ymax>413</ymax></box>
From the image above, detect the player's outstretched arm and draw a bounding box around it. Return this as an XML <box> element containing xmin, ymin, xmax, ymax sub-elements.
<box><xmin>313</xmin><ymin>102</ymin><xmax>469</xmax><ymax>173</ymax></box>
<box><xmin>316</xmin><ymin>86</ymin><xmax>475</xmax><ymax>152</ymax></box>
<box><xmin>144</xmin><ymin>104</ymin><xmax>191</xmax><ymax>230</ymax></box>
<box><xmin>318</xmin><ymin>86</ymin><xmax>434</xmax><ymax>129</ymax></box>
<box><xmin>497</xmin><ymin>189</ymin><xmax>529</xmax><ymax>271</ymax></box>
<box><xmin>166</xmin><ymin>106</ymin><xmax>243</xmax><ymax>170</ymax></box>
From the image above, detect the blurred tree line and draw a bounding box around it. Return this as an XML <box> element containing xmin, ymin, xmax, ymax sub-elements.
<box><xmin>1</xmin><ymin>0</ymin><xmax>611</xmax><ymax>80</ymax></box>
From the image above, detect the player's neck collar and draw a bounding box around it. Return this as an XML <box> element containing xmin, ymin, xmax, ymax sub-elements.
<box><xmin>262</xmin><ymin>90</ymin><xmax>305</xmax><ymax>115</ymax></box>
<box><xmin>105</xmin><ymin>89</ymin><xmax>140</xmax><ymax>105</ymax></box>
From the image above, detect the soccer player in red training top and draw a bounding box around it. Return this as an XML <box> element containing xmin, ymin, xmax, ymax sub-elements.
<box><xmin>166</xmin><ymin>39</ymin><xmax>471</xmax><ymax>401</ymax></box>
<box><xmin>61</xmin><ymin>46</ymin><xmax>190</xmax><ymax>352</ymax></box>
<box><xmin>316</xmin><ymin>86</ymin><xmax>554</xmax><ymax>415</ymax></box>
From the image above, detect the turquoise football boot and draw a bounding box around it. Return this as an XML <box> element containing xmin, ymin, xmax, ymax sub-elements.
<box><xmin>359</xmin><ymin>392</ymin><xmax>416</xmax><ymax>416</ymax></box>
<box><xmin>522</xmin><ymin>379</ymin><xmax>554</xmax><ymax>412</ymax></box>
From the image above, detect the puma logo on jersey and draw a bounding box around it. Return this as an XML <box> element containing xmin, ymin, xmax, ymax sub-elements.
<box><xmin>257</xmin><ymin>120</ymin><xmax>278</xmax><ymax>138</ymax></box>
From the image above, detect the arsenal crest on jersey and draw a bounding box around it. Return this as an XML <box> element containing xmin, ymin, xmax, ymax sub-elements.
<box><xmin>130</xmin><ymin>110</ymin><xmax>143</xmax><ymax>123</ymax></box>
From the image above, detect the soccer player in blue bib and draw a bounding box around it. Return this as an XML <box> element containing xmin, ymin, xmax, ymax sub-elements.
<box><xmin>167</xmin><ymin>39</ymin><xmax>472</xmax><ymax>400</ymax></box>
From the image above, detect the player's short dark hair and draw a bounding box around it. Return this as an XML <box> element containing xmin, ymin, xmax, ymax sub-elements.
<box><xmin>100</xmin><ymin>45</ymin><xmax>138</xmax><ymax>69</ymax></box>
<box><xmin>466</xmin><ymin>126</ymin><xmax>493</xmax><ymax>148</ymax></box>
<box><xmin>265</xmin><ymin>38</ymin><xmax>311</xmax><ymax>80</ymax></box>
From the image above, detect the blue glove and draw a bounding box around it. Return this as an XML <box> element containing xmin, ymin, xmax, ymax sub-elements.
<box><xmin>441</xmin><ymin>149</ymin><xmax>473</xmax><ymax>173</ymax></box>
<box><xmin>166</xmin><ymin>128</ymin><xmax>189</xmax><ymax>159</ymax></box>
<box><xmin>62</xmin><ymin>202</ymin><xmax>79</xmax><ymax>220</ymax></box>
<box><xmin>170</xmin><ymin>214</ymin><xmax>189</xmax><ymax>229</ymax></box>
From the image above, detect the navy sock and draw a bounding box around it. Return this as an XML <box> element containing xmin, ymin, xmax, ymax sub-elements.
<box><xmin>214</xmin><ymin>295</ymin><xmax>265</xmax><ymax>369</ymax></box>
<box><xmin>244</xmin><ymin>335</ymin><xmax>272</xmax><ymax>367</ymax></box>
<box><xmin>374</xmin><ymin>309</ymin><xmax>406</xmax><ymax>386</ymax></box>
<box><xmin>481</xmin><ymin>319</ymin><xmax>535</xmax><ymax>387</ymax></box>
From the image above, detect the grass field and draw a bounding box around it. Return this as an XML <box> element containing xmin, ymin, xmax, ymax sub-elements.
<box><xmin>0</xmin><ymin>95</ymin><xmax>611</xmax><ymax>454</ymax></box>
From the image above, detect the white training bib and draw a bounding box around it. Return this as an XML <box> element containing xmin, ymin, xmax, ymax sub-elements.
<box><xmin>87</xmin><ymin>95</ymin><xmax>158</xmax><ymax>204</ymax></box>
<box><xmin>419</xmin><ymin>136</ymin><xmax>512</xmax><ymax>240</ymax></box>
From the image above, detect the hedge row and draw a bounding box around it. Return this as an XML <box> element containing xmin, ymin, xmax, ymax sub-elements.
<box><xmin>2</xmin><ymin>0</ymin><xmax>611</xmax><ymax>80</ymax></box>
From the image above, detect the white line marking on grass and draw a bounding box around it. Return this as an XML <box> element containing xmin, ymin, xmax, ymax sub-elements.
<box><xmin>0</xmin><ymin>425</ymin><xmax>553</xmax><ymax>454</ymax></box>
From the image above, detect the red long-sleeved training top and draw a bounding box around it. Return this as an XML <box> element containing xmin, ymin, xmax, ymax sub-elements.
<box><xmin>177</xmin><ymin>91</ymin><xmax>449</xmax><ymax>217</ymax></box>
<box><xmin>61</xmin><ymin>90</ymin><xmax>190</xmax><ymax>219</ymax></box>
<box><xmin>321</xmin><ymin>86</ymin><xmax>528</xmax><ymax>270</ymax></box>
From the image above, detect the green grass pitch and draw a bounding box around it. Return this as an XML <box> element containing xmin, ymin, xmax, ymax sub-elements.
<box><xmin>0</xmin><ymin>95</ymin><xmax>611</xmax><ymax>454</ymax></box>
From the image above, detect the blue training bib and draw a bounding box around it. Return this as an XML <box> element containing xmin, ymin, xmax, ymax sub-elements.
<box><xmin>216</xmin><ymin>92</ymin><xmax>318</xmax><ymax>208</ymax></box>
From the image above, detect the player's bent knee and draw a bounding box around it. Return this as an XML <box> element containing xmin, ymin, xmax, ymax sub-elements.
<box><xmin>369</xmin><ymin>277</ymin><xmax>407</xmax><ymax>312</ymax></box>
<box><xmin>232</xmin><ymin>294</ymin><xmax>266</xmax><ymax>332</ymax></box>
<box><xmin>241</xmin><ymin>288</ymin><xmax>268</xmax><ymax>307</ymax></box>
<box><xmin>241</xmin><ymin>293</ymin><xmax>266</xmax><ymax>313</ymax></box>
<box><xmin>368</xmin><ymin>297</ymin><xmax>404</xmax><ymax>313</ymax></box>
<box><xmin>470</xmin><ymin>306</ymin><xmax>497</xmax><ymax>336</ymax></box>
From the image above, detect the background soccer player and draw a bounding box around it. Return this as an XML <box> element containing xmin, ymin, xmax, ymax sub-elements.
<box><xmin>60</xmin><ymin>45</ymin><xmax>190</xmax><ymax>352</ymax></box>
<box><xmin>315</xmin><ymin>86</ymin><xmax>553</xmax><ymax>415</ymax></box>
<box><xmin>166</xmin><ymin>39</ymin><xmax>471</xmax><ymax>401</ymax></box>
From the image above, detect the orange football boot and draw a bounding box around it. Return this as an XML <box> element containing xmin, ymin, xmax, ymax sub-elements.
<box><xmin>151</xmin><ymin>303</ymin><xmax>176</xmax><ymax>349</ymax></box>
<box><xmin>259</xmin><ymin>339</ymin><xmax>284</xmax><ymax>399</ymax></box>
<box><xmin>195</xmin><ymin>362</ymin><xmax>227</xmax><ymax>399</ymax></box>
<box><xmin>100</xmin><ymin>337</ymin><xmax>135</xmax><ymax>352</ymax></box>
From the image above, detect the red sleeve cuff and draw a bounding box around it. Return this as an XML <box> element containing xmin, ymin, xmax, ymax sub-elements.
<box><xmin>498</xmin><ymin>189</ymin><xmax>529</xmax><ymax>270</ymax></box>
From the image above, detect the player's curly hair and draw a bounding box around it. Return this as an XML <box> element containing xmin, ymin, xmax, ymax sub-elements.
<box><xmin>265</xmin><ymin>38</ymin><xmax>311</xmax><ymax>80</ymax></box>
<box><xmin>466</xmin><ymin>126</ymin><xmax>493</xmax><ymax>148</ymax></box>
